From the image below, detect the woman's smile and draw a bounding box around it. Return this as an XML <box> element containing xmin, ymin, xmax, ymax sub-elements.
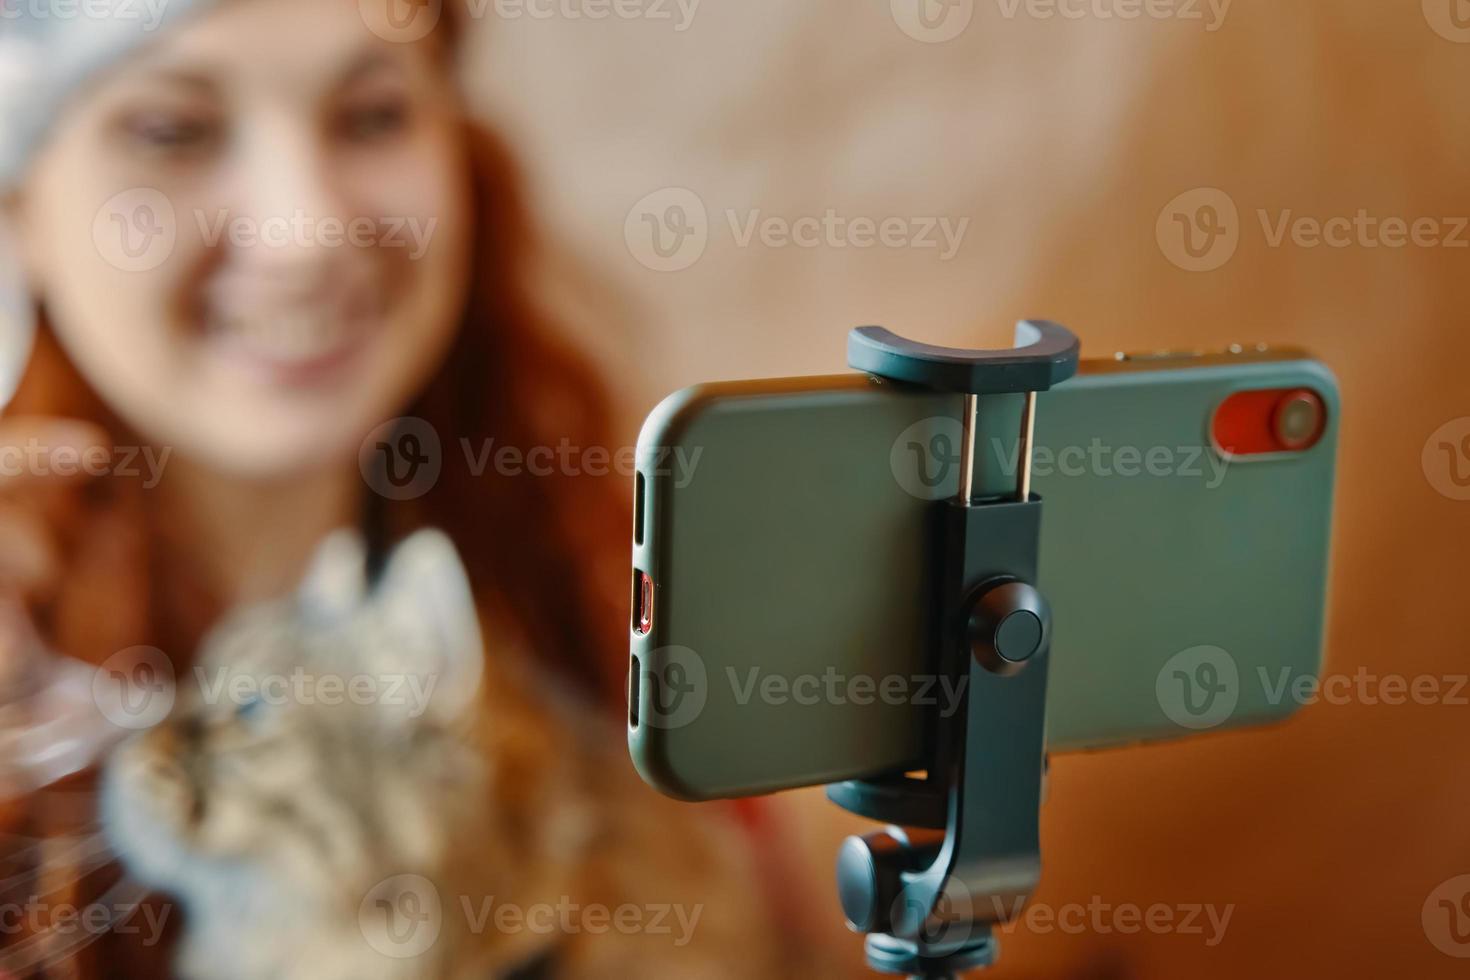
<box><xmin>201</xmin><ymin>269</ymin><xmax>386</xmax><ymax>388</ymax></box>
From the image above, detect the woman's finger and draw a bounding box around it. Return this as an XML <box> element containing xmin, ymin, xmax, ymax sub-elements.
<box><xmin>0</xmin><ymin>502</ymin><xmax>60</xmax><ymax>599</ymax></box>
<box><xmin>0</xmin><ymin>417</ymin><xmax>112</xmax><ymax>495</ymax></box>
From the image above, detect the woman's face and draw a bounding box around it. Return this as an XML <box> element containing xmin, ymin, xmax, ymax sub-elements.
<box><xmin>13</xmin><ymin>0</ymin><xmax>473</xmax><ymax>478</ymax></box>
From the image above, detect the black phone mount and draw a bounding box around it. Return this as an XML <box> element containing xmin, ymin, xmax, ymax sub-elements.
<box><xmin>828</xmin><ymin>321</ymin><xmax>1080</xmax><ymax>978</ymax></box>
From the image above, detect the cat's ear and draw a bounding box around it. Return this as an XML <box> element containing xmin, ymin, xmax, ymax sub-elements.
<box><xmin>372</xmin><ymin>529</ymin><xmax>484</xmax><ymax>726</ymax></box>
<box><xmin>297</xmin><ymin>529</ymin><xmax>369</xmax><ymax>624</ymax></box>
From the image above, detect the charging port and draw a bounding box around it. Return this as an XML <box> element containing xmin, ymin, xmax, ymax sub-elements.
<box><xmin>632</xmin><ymin>569</ymin><xmax>654</xmax><ymax>636</ymax></box>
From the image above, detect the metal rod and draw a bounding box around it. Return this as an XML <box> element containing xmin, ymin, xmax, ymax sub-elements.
<box><xmin>959</xmin><ymin>394</ymin><xmax>979</xmax><ymax>505</ymax></box>
<box><xmin>1017</xmin><ymin>391</ymin><xmax>1037</xmax><ymax>501</ymax></box>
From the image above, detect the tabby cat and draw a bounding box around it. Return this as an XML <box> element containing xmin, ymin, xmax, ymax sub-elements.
<box><xmin>104</xmin><ymin>529</ymin><xmax>785</xmax><ymax>979</ymax></box>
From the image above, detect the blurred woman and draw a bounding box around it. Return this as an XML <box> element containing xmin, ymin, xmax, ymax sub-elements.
<box><xmin>0</xmin><ymin>1</ymin><xmax>802</xmax><ymax>975</ymax></box>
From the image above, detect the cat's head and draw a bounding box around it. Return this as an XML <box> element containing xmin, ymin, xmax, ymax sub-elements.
<box><xmin>104</xmin><ymin>528</ymin><xmax>488</xmax><ymax>901</ymax></box>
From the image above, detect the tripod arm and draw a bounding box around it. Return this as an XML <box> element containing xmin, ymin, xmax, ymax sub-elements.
<box><xmin>837</xmin><ymin>499</ymin><xmax>1051</xmax><ymax>943</ymax></box>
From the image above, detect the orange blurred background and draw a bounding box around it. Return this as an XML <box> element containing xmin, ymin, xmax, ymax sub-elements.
<box><xmin>464</xmin><ymin>1</ymin><xmax>1470</xmax><ymax>975</ymax></box>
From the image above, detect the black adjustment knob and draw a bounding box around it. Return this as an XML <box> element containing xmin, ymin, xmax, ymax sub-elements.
<box><xmin>836</xmin><ymin>830</ymin><xmax>908</xmax><ymax>934</ymax></box>
<box><xmin>968</xmin><ymin>581</ymin><xmax>1051</xmax><ymax>676</ymax></box>
<box><xmin>836</xmin><ymin>828</ymin><xmax>944</xmax><ymax>934</ymax></box>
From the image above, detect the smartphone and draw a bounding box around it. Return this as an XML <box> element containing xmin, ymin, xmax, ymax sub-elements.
<box><xmin>628</xmin><ymin>346</ymin><xmax>1338</xmax><ymax>800</ymax></box>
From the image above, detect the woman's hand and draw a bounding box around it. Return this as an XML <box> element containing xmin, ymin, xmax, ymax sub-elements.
<box><xmin>0</xmin><ymin>417</ymin><xmax>132</xmax><ymax>803</ymax></box>
<box><xmin>0</xmin><ymin>410</ymin><xmax>156</xmax><ymax>687</ymax></box>
<box><xmin>0</xmin><ymin>417</ymin><xmax>113</xmax><ymax>610</ymax></box>
<box><xmin>0</xmin><ymin>415</ymin><xmax>114</xmax><ymax>680</ymax></box>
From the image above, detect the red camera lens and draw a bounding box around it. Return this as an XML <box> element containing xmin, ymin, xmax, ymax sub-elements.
<box><xmin>1213</xmin><ymin>387</ymin><xmax>1327</xmax><ymax>456</ymax></box>
<box><xmin>1272</xmin><ymin>389</ymin><xmax>1326</xmax><ymax>451</ymax></box>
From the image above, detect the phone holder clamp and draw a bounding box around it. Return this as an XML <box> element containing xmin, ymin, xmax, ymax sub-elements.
<box><xmin>829</xmin><ymin>321</ymin><xmax>1080</xmax><ymax>978</ymax></box>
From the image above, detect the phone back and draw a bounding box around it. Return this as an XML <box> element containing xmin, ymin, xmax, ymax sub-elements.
<box><xmin>629</xmin><ymin>354</ymin><xmax>1337</xmax><ymax>799</ymax></box>
<box><xmin>1033</xmin><ymin>356</ymin><xmax>1337</xmax><ymax>750</ymax></box>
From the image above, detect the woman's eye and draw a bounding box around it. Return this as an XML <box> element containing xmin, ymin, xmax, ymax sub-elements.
<box><xmin>337</xmin><ymin>99</ymin><xmax>411</xmax><ymax>143</ymax></box>
<box><xmin>122</xmin><ymin>112</ymin><xmax>221</xmax><ymax>155</ymax></box>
